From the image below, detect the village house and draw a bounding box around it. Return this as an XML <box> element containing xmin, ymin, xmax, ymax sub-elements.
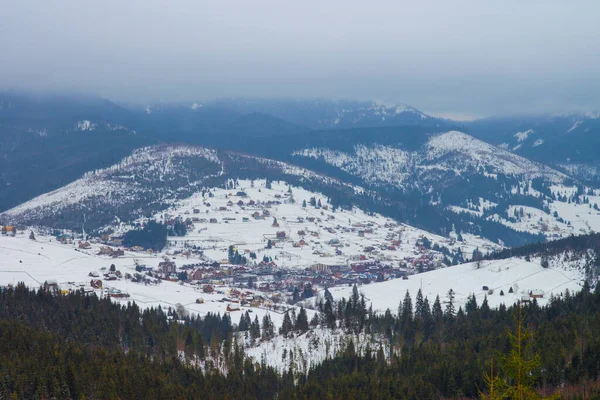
<box><xmin>98</xmin><ymin>246</ymin><xmax>114</xmax><ymax>256</ymax></box>
<box><xmin>78</xmin><ymin>241</ymin><xmax>91</xmax><ymax>249</ymax></box>
<box><xmin>107</xmin><ymin>237</ymin><xmax>123</xmax><ymax>247</ymax></box>
<box><xmin>189</xmin><ymin>269</ymin><xmax>203</xmax><ymax>281</ymax></box>
<box><xmin>158</xmin><ymin>261</ymin><xmax>177</xmax><ymax>274</ymax></box>
<box><xmin>110</xmin><ymin>249</ymin><xmax>124</xmax><ymax>258</ymax></box>
<box><xmin>90</xmin><ymin>279</ymin><xmax>103</xmax><ymax>289</ymax></box>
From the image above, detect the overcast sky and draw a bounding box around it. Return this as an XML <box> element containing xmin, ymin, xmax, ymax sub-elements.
<box><xmin>1</xmin><ymin>1</ymin><xmax>599</xmax><ymax>119</ymax></box>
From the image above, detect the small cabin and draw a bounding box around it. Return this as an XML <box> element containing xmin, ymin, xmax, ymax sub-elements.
<box><xmin>159</xmin><ymin>261</ymin><xmax>177</xmax><ymax>274</ymax></box>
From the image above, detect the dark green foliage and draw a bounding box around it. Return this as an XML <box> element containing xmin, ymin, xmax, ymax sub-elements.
<box><xmin>123</xmin><ymin>220</ymin><xmax>168</xmax><ymax>251</ymax></box>
<box><xmin>169</xmin><ymin>218</ymin><xmax>187</xmax><ymax>236</ymax></box>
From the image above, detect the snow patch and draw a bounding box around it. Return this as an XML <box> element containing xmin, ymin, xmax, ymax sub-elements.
<box><xmin>567</xmin><ymin>120</ymin><xmax>582</xmax><ymax>133</ymax></box>
<box><xmin>514</xmin><ymin>129</ymin><xmax>533</xmax><ymax>142</ymax></box>
<box><xmin>76</xmin><ymin>120</ymin><xmax>95</xmax><ymax>131</ymax></box>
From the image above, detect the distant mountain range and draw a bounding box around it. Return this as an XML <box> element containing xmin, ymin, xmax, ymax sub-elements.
<box><xmin>2</xmin><ymin>91</ymin><xmax>600</xmax><ymax>247</ymax></box>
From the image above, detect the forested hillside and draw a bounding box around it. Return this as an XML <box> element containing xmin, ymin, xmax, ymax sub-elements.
<box><xmin>3</xmin><ymin>278</ymin><xmax>600</xmax><ymax>398</ymax></box>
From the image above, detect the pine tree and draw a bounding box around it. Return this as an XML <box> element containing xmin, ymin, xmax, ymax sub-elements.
<box><xmin>415</xmin><ymin>289</ymin><xmax>425</xmax><ymax>319</ymax></box>
<box><xmin>484</xmin><ymin>304</ymin><xmax>559</xmax><ymax>400</ymax></box>
<box><xmin>465</xmin><ymin>294</ymin><xmax>478</xmax><ymax>314</ymax></box>
<box><xmin>445</xmin><ymin>289</ymin><xmax>456</xmax><ymax>318</ymax></box>
<box><xmin>295</xmin><ymin>307</ymin><xmax>309</xmax><ymax>332</ymax></box>
<box><xmin>432</xmin><ymin>295</ymin><xmax>443</xmax><ymax>320</ymax></box>
<box><xmin>351</xmin><ymin>284</ymin><xmax>360</xmax><ymax>310</ymax></box>
<box><xmin>280</xmin><ymin>312</ymin><xmax>294</xmax><ymax>336</ymax></box>
<box><xmin>238</xmin><ymin>313</ymin><xmax>249</xmax><ymax>331</ymax></box>
<box><xmin>401</xmin><ymin>290</ymin><xmax>413</xmax><ymax>322</ymax></box>
<box><xmin>479</xmin><ymin>357</ymin><xmax>504</xmax><ymax>400</ymax></box>
<box><xmin>250</xmin><ymin>316</ymin><xmax>261</xmax><ymax>340</ymax></box>
<box><xmin>262</xmin><ymin>314</ymin><xmax>275</xmax><ymax>340</ymax></box>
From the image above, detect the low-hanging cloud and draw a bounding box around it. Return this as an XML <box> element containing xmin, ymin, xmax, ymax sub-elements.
<box><xmin>1</xmin><ymin>0</ymin><xmax>599</xmax><ymax>117</ymax></box>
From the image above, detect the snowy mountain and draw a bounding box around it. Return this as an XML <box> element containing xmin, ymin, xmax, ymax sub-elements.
<box><xmin>466</xmin><ymin>113</ymin><xmax>600</xmax><ymax>183</ymax></box>
<box><xmin>168</xmin><ymin>98</ymin><xmax>446</xmax><ymax>130</ymax></box>
<box><xmin>292</xmin><ymin>131</ymin><xmax>565</xmax><ymax>190</ymax></box>
<box><xmin>0</xmin><ymin>145</ymin><xmax>367</xmax><ymax>233</ymax></box>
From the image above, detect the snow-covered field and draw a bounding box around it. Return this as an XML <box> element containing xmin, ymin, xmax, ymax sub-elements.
<box><xmin>0</xmin><ymin>233</ymin><xmax>293</xmax><ymax>326</ymax></box>
<box><xmin>330</xmin><ymin>257</ymin><xmax>584</xmax><ymax>312</ymax></box>
<box><xmin>148</xmin><ymin>180</ymin><xmax>499</xmax><ymax>269</ymax></box>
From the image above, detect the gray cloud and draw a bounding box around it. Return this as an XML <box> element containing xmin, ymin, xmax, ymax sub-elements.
<box><xmin>1</xmin><ymin>0</ymin><xmax>599</xmax><ymax>117</ymax></box>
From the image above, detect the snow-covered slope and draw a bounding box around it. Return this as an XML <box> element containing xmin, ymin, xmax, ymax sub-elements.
<box><xmin>330</xmin><ymin>256</ymin><xmax>584</xmax><ymax>312</ymax></box>
<box><xmin>141</xmin><ymin>179</ymin><xmax>498</xmax><ymax>270</ymax></box>
<box><xmin>0</xmin><ymin>233</ymin><xmax>293</xmax><ymax>327</ymax></box>
<box><xmin>293</xmin><ymin>131</ymin><xmax>566</xmax><ymax>190</ymax></box>
<box><xmin>1</xmin><ymin>145</ymin><xmax>223</xmax><ymax>230</ymax></box>
<box><xmin>0</xmin><ymin>145</ymin><xmax>363</xmax><ymax>232</ymax></box>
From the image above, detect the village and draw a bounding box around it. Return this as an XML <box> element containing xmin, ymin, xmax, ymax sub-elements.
<box><xmin>0</xmin><ymin>180</ymin><xmax>500</xmax><ymax>312</ymax></box>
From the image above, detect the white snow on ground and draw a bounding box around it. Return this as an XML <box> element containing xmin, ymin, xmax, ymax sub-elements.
<box><xmin>425</xmin><ymin>131</ymin><xmax>564</xmax><ymax>181</ymax></box>
<box><xmin>330</xmin><ymin>258</ymin><xmax>584</xmax><ymax>312</ymax></box>
<box><xmin>76</xmin><ymin>120</ymin><xmax>95</xmax><ymax>131</ymax></box>
<box><xmin>146</xmin><ymin>179</ymin><xmax>499</xmax><ymax>270</ymax></box>
<box><xmin>2</xmin><ymin>145</ymin><xmax>222</xmax><ymax>220</ymax></box>
<box><xmin>449</xmin><ymin>197</ymin><xmax>497</xmax><ymax>217</ymax></box>
<box><xmin>293</xmin><ymin>131</ymin><xmax>565</xmax><ymax>190</ymax></box>
<box><xmin>514</xmin><ymin>129</ymin><xmax>534</xmax><ymax>142</ymax></box>
<box><xmin>488</xmin><ymin>205</ymin><xmax>570</xmax><ymax>239</ymax></box>
<box><xmin>446</xmin><ymin>182</ymin><xmax>600</xmax><ymax>240</ymax></box>
<box><xmin>244</xmin><ymin>328</ymin><xmax>387</xmax><ymax>374</ymax></box>
<box><xmin>292</xmin><ymin>145</ymin><xmax>414</xmax><ymax>189</ymax></box>
<box><xmin>0</xmin><ymin>233</ymin><xmax>290</xmax><ymax>326</ymax></box>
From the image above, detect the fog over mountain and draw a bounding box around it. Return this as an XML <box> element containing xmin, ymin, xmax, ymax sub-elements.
<box><xmin>2</xmin><ymin>1</ymin><xmax>600</xmax><ymax>118</ymax></box>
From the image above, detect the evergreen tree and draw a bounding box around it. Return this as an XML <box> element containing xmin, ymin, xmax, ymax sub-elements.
<box><xmin>250</xmin><ymin>316</ymin><xmax>261</xmax><ymax>340</ymax></box>
<box><xmin>238</xmin><ymin>312</ymin><xmax>250</xmax><ymax>331</ymax></box>
<box><xmin>445</xmin><ymin>289</ymin><xmax>456</xmax><ymax>318</ymax></box>
<box><xmin>261</xmin><ymin>314</ymin><xmax>275</xmax><ymax>340</ymax></box>
<box><xmin>432</xmin><ymin>295</ymin><xmax>443</xmax><ymax>320</ymax></box>
<box><xmin>280</xmin><ymin>312</ymin><xmax>294</xmax><ymax>336</ymax></box>
<box><xmin>295</xmin><ymin>307</ymin><xmax>309</xmax><ymax>332</ymax></box>
<box><xmin>415</xmin><ymin>289</ymin><xmax>426</xmax><ymax>319</ymax></box>
<box><xmin>401</xmin><ymin>290</ymin><xmax>413</xmax><ymax>322</ymax></box>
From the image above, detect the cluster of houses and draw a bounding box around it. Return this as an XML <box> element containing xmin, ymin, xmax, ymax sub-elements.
<box><xmin>0</xmin><ymin>225</ymin><xmax>17</xmax><ymax>236</ymax></box>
